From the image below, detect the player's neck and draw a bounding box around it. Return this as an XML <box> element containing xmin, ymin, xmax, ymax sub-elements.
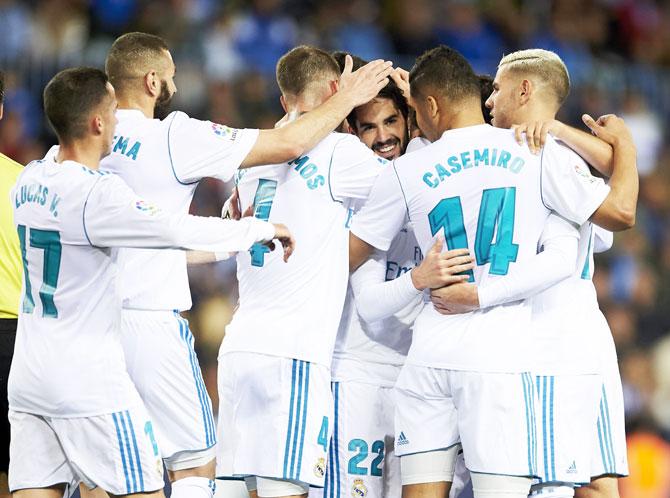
<box><xmin>439</xmin><ymin>107</ymin><xmax>486</xmax><ymax>134</ymax></box>
<box><xmin>56</xmin><ymin>141</ymin><xmax>102</xmax><ymax>171</ymax></box>
<box><xmin>517</xmin><ymin>102</ymin><xmax>556</xmax><ymax>124</ymax></box>
<box><xmin>115</xmin><ymin>93</ymin><xmax>155</xmax><ymax>119</ymax></box>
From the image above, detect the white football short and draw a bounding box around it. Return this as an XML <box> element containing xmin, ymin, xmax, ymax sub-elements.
<box><xmin>394</xmin><ymin>364</ymin><xmax>539</xmax><ymax>478</ymax></box>
<box><xmin>321</xmin><ymin>381</ymin><xmax>400</xmax><ymax>498</ymax></box>
<box><xmin>9</xmin><ymin>405</ymin><xmax>164</xmax><ymax>495</ymax></box>
<box><xmin>121</xmin><ymin>309</ymin><xmax>216</xmax><ymax>470</ymax></box>
<box><xmin>533</xmin><ymin>374</ymin><xmax>601</xmax><ymax>485</ymax></box>
<box><xmin>217</xmin><ymin>352</ymin><xmax>333</xmax><ymax>488</ymax></box>
<box><xmin>588</xmin><ymin>341</ymin><xmax>628</xmax><ymax>478</ymax></box>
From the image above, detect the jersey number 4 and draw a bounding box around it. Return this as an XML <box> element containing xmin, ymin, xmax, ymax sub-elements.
<box><xmin>249</xmin><ymin>179</ymin><xmax>278</xmax><ymax>267</ymax></box>
<box><xmin>17</xmin><ymin>225</ymin><xmax>62</xmax><ymax>318</ymax></box>
<box><xmin>428</xmin><ymin>187</ymin><xmax>519</xmax><ymax>280</ymax></box>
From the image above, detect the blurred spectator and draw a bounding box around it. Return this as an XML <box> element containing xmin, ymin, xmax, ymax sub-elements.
<box><xmin>0</xmin><ymin>0</ymin><xmax>32</xmax><ymax>64</ymax></box>
<box><xmin>435</xmin><ymin>0</ymin><xmax>506</xmax><ymax>74</ymax></box>
<box><xmin>231</xmin><ymin>0</ymin><xmax>299</xmax><ymax>76</ymax></box>
<box><xmin>620</xmin><ymin>90</ymin><xmax>664</xmax><ymax>177</ymax></box>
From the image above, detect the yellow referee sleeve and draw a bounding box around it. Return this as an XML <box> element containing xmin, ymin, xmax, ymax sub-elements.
<box><xmin>0</xmin><ymin>153</ymin><xmax>23</xmax><ymax>318</ymax></box>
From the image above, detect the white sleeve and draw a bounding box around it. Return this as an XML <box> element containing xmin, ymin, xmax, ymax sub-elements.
<box><xmin>329</xmin><ymin>134</ymin><xmax>388</xmax><ymax>202</ymax></box>
<box><xmin>405</xmin><ymin>137</ymin><xmax>431</xmax><ymax>153</ymax></box>
<box><xmin>350</xmin><ymin>250</ymin><xmax>423</xmax><ymax>323</ymax></box>
<box><xmin>540</xmin><ymin>136</ymin><xmax>611</xmax><ymax>225</ymax></box>
<box><xmin>593</xmin><ymin>226</ymin><xmax>613</xmax><ymax>253</ymax></box>
<box><xmin>350</xmin><ymin>164</ymin><xmax>408</xmax><ymax>251</ymax></box>
<box><xmin>478</xmin><ymin>213</ymin><xmax>579</xmax><ymax>308</ymax></box>
<box><xmin>82</xmin><ymin>174</ymin><xmax>275</xmax><ymax>252</ymax></box>
<box><xmin>166</xmin><ymin>111</ymin><xmax>259</xmax><ymax>184</ymax></box>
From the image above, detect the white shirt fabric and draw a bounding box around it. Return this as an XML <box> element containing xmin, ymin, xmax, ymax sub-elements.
<box><xmin>350</xmin><ymin>124</ymin><xmax>610</xmax><ymax>373</ymax></box>
<box><xmin>100</xmin><ymin>109</ymin><xmax>259</xmax><ymax>311</ymax></box>
<box><xmin>531</xmin><ymin>220</ymin><xmax>609</xmax><ymax>375</ymax></box>
<box><xmin>332</xmin><ymin>225</ymin><xmax>424</xmax><ymax>387</ymax></box>
<box><xmin>221</xmin><ymin>133</ymin><xmax>387</xmax><ymax>367</ymax></box>
<box><xmin>9</xmin><ymin>157</ymin><xmax>274</xmax><ymax>417</ymax></box>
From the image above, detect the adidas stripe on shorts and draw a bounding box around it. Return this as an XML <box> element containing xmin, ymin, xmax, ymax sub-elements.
<box><xmin>588</xmin><ymin>341</ymin><xmax>628</xmax><ymax>478</ymax></box>
<box><xmin>533</xmin><ymin>374</ymin><xmax>601</xmax><ymax>485</ymax></box>
<box><xmin>8</xmin><ymin>404</ymin><xmax>164</xmax><ymax>495</ymax></box>
<box><xmin>120</xmin><ymin>310</ymin><xmax>216</xmax><ymax>470</ymax></box>
<box><xmin>393</xmin><ymin>365</ymin><xmax>540</xmax><ymax>478</ymax></box>
<box><xmin>217</xmin><ymin>352</ymin><xmax>333</xmax><ymax>487</ymax></box>
<box><xmin>321</xmin><ymin>381</ymin><xmax>400</xmax><ymax>498</ymax></box>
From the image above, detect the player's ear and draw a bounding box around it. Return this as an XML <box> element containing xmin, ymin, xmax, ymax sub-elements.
<box><xmin>144</xmin><ymin>70</ymin><xmax>159</xmax><ymax>98</ymax></box>
<box><xmin>519</xmin><ymin>79</ymin><xmax>531</xmax><ymax>105</ymax></box>
<box><xmin>330</xmin><ymin>79</ymin><xmax>339</xmax><ymax>95</ymax></box>
<box><xmin>427</xmin><ymin>96</ymin><xmax>439</xmax><ymax>119</ymax></box>
<box><xmin>280</xmin><ymin>95</ymin><xmax>288</xmax><ymax>113</ymax></box>
<box><xmin>92</xmin><ymin>114</ymin><xmax>104</xmax><ymax>136</ymax></box>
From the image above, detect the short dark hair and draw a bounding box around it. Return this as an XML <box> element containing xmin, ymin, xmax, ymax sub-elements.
<box><xmin>409</xmin><ymin>45</ymin><xmax>480</xmax><ymax>104</ymax></box>
<box><xmin>478</xmin><ymin>74</ymin><xmax>494</xmax><ymax>124</ymax></box>
<box><xmin>276</xmin><ymin>45</ymin><xmax>340</xmax><ymax>97</ymax></box>
<box><xmin>43</xmin><ymin>67</ymin><xmax>111</xmax><ymax>143</ymax></box>
<box><xmin>331</xmin><ymin>51</ymin><xmax>409</xmax><ymax>130</ymax></box>
<box><xmin>106</xmin><ymin>32</ymin><xmax>169</xmax><ymax>91</ymax></box>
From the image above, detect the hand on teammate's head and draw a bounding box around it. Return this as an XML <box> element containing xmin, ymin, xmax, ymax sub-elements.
<box><xmin>338</xmin><ymin>57</ymin><xmax>394</xmax><ymax>108</ymax></box>
<box><xmin>390</xmin><ymin>68</ymin><xmax>410</xmax><ymax>102</ymax></box>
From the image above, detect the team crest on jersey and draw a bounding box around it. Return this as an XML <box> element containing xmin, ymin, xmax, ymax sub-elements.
<box><xmin>352</xmin><ymin>479</ymin><xmax>367</xmax><ymax>498</ymax></box>
<box><xmin>135</xmin><ymin>200</ymin><xmax>161</xmax><ymax>216</ymax></box>
<box><xmin>313</xmin><ymin>457</ymin><xmax>326</xmax><ymax>478</ymax></box>
<box><xmin>211</xmin><ymin>122</ymin><xmax>238</xmax><ymax>141</ymax></box>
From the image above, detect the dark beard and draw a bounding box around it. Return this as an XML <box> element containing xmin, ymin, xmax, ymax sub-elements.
<box><xmin>154</xmin><ymin>80</ymin><xmax>173</xmax><ymax>119</ymax></box>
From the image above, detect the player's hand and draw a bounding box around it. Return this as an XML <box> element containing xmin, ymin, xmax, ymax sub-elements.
<box><xmin>410</xmin><ymin>238</ymin><xmax>474</xmax><ymax>291</ymax></box>
<box><xmin>511</xmin><ymin>119</ymin><xmax>564</xmax><ymax>155</ymax></box>
<box><xmin>430</xmin><ymin>283</ymin><xmax>480</xmax><ymax>315</ymax></box>
<box><xmin>582</xmin><ymin>113</ymin><xmax>635</xmax><ymax>149</ymax></box>
<box><xmin>269</xmin><ymin>223</ymin><xmax>295</xmax><ymax>262</ymax></box>
<box><xmin>221</xmin><ymin>188</ymin><xmax>242</xmax><ymax>220</ymax></box>
<box><xmin>390</xmin><ymin>67</ymin><xmax>410</xmax><ymax>103</ymax></box>
<box><xmin>339</xmin><ymin>56</ymin><xmax>393</xmax><ymax>108</ymax></box>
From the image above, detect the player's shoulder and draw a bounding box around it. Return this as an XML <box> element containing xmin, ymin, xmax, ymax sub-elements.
<box><xmin>543</xmin><ymin>134</ymin><xmax>590</xmax><ymax>173</ymax></box>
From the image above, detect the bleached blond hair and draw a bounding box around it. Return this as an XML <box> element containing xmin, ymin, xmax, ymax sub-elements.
<box><xmin>498</xmin><ymin>49</ymin><xmax>570</xmax><ymax>105</ymax></box>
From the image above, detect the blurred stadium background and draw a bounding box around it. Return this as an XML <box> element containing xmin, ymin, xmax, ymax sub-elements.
<box><xmin>1</xmin><ymin>0</ymin><xmax>669</xmax><ymax>496</ymax></box>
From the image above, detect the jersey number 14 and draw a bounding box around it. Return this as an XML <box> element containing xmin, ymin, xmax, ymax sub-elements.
<box><xmin>428</xmin><ymin>187</ymin><xmax>519</xmax><ymax>280</ymax></box>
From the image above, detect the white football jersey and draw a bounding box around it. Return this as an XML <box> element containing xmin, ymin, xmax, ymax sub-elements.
<box><xmin>351</xmin><ymin>124</ymin><xmax>610</xmax><ymax>373</ymax></box>
<box><xmin>532</xmin><ymin>219</ymin><xmax>611</xmax><ymax>374</ymax></box>
<box><xmin>100</xmin><ymin>109</ymin><xmax>258</xmax><ymax>311</ymax></box>
<box><xmin>221</xmin><ymin>133</ymin><xmax>387</xmax><ymax>367</ymax></box>
<box><xmin>10</xmin><ymin>157</ymin><xmax>274</xmax><ymax>417</ymax></box>
<box><xmin>332</xmin><ymin>226</ymin><xmax>423</xmax><ymax>386</ymax></box>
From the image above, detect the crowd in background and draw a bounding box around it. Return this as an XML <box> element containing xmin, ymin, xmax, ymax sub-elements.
<box><xmin>1</xmin><ymin>0</ymin><xmax>669</xmax><ymax>495</ymax></box>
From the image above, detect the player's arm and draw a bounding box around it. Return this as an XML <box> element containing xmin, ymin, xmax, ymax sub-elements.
<box><xmin>583</xmin><ymin>114</ymin><xmax>637</xmax><ymax>230</ymax></box>
<box><xmin>346</xmin><ymin>154</ymin><xmax>408</xmax><ymax>271</ymax></box>
<box><xmin>593</xmin><ymin>226</ymin><xmax>613</xmax><ymax>253</ymax></box>
<box><xmin>352</xmin><ymin>239</ymin><xmax>473</xmax><ymax>323</ymax></box>
<box><xmin>239</xmin><ymin>58</ymin><xmax>393</xmax><ymax>168</ymax></box>
<box><xmin>83</xmin><ymin>175</ymin><xmax>295</xmax><ymax>260</ymax></box>
<box><xmin>513</xmin><ymin>119</ymin><xmax>614</xmax><ymax>176</ymax></box>
<box><xmin>541</xmin><ymin>115</ymin><xmax>637</xmax><ymax>232</ymax></box>
<box><xmin>431</xmin><ymin>214</ymin><xmax>579</xmax><ymax>314</ymax></box>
